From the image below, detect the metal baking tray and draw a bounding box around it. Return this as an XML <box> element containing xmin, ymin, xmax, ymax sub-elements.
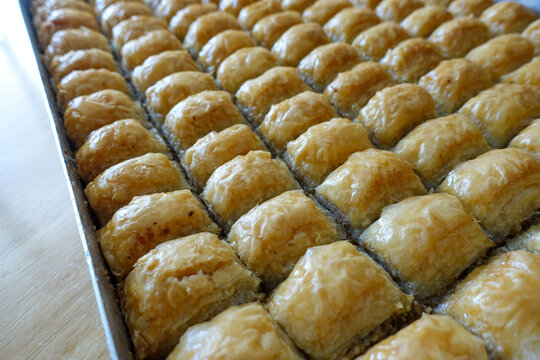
<box><xmin>19</xmin><ymin>1</ymin><xmax>133</xmax><ymax>358</ymax></box>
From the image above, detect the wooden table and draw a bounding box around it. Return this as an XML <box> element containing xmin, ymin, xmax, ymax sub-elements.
<box><xmin>0</xmin><ymin>2</ymin><xmax>109</xmax><ymax>359</ymax></box>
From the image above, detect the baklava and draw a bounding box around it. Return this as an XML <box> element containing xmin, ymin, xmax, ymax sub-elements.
<box><xmin>219</xmin><ymin>0</ymin><xmax>257</xmax><ymax>16</ymax></box>
<box><xmin>501</xmin><ymin>56</ymin><xmax>540</xmax><ymax>90</ymax></box>
<box><xmin>428</xmin><ymin>17</ymin><xmax>490</xmax><ymax>59</ymax></box>
<box><xmin>238</xmin><ymin>0</ymin><xmax>281</xmax><ymax>30</ymax></box>
<box><xmin>400</xmin><ymin>6</ymin><xmax>452</xmax><ymax>38</ymax></box>
<box><xmin>271</xmin><ymin>22</ymin><xmax>329</xmax><ymax>67</ymax></box>
<box><xmin>198</xmin><ymin>30</ymin><xmax>256</xmax><ymax>75</ymax></box>
<box><xmin>509</xmin><ymin>119</ymin><xmax>540</xmax><ymax>155</ymax></box>
<box><xmin>49</xmin><ymin>48</ymin><xmax>117</xmax><ymax>83</ymax></box>
<box><xmin>121</xmin><ymin>29</ymin><xmax>183</xmax><ymax>70</ymax></box>
<box><xmin>38</xmin><ymin>8</ymin><xmax>100</xmax><ymax>47</ymax></box>
<box><xmin>281</xmin><ymin>0</ymin><xmax>314</xmax><ymax>12</ymax></box>
<box><xmin>352</xmin><ymin>21</ymin><xmax>409</xmax><ymax>61</ymax></box>
<box><xmin>45</xmin><ymin>27</ymin><xmax>110</xmax><ymax>65</ymax></box>
<box><xmin>447</xmin><ymin>0</ymin><xmax>493</xmax><ymax>18</ymax></box>
<box><xmin>302</xmin><ymin>0</ymin><xmax>351</xmax><ymax>25</ymax></box>
<box><xmin>323</xmin><ymin>7</ymin><xmax>380</xmax><ymax>43</ymax></box>
<box><xmin>479</xmin><ymin>1</ymin><xmax>537</xmax><ymax>37</ymax></box>
<box><xmin>183</xmin><ymin>11</ymin><xmax>241</xmax><ymax>56</ymax></box>
<box><xmin>523</xmin><ymin>19</ymin><xmax>540</xmax><ymax>55</ymax></box>
<box><xmin>154</xmin><ymin>0</ymin><xmax>200</xmax><ymax>22</ymax></box>
<box><xmin>111</xmin><ymin>15</ymin><xmax>168</xmax><ymax>50</ymax></box>
<box><xmin>507</xmin><ymin>224</ymin><xmax>540</xmax><ymax>254</ymax></box>
<box><xmin>169</xmin><ymin>3</ymin><xmax>218</xmax><ymax>40</ymax></box>
<box><xmin>251</xmin><ymin>10</ymin><xmax>303</xmax><ymax>48</ymax></box>
<box><xmin>375</xmin><ymin>0</ymin><xmax>424</xmax><ymax>22</ymax></box>
<box><xmin>100</xmin><ymin>1</ymin><xmax>152</xmax><ymax>36</ymax></box>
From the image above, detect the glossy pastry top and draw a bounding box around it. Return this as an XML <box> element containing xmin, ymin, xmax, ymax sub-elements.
<box><xmin>164</xmin><ymin>90</ymin><xmax>244</xmax><ymax>150</ymax></box>
<box><xmin>259</xmin><ymin>91</ymin><xmax>337</xmax><ymax>151</ymax></box>
<box><xmin>268</xmin><ymin>241</ymin><xmax>412</xmax><ymax>360</ymax></box>
<box><xmin>219</xmin><ymin>0</ymin><xmax>257</xmax><ymax>16</ymax></box>
<box><xmin>316</xmin><ymin>149</ymin><xmax>426</xmax><ymax>230</ymax></box>
<box><xmin>44</xmin><ymin>28</ymin><xmax>110</xmax><ymax>64</ymax></box>
<box><xmin>302</xmin><ymin>0</ymin><xmax>351</xmax><ymax>25</ymax></box>
<box><xmin>100</xmin><ymin>1</ymin><xmax>152</xmax><ymax>36</ymax></box>
<box><xmin>184</xmin><ymin>124</ymin><xmax>267</xmax><ymax>189</ymax></box>
<box><xmin>38</xmin><ymin>8</ymin><xmax>100</xmax><ymax>47</ymax></box>
<box><xmin>167</xmin><ymin>303</ymin><xmax>304</xmax><ymax>360</ymax></box>
<box><xmin>323</xmin><ymin>7</ymin><xmax>381</xmax><ymax>43</ymax></box>
<box><xmin>94</xmin><ymin>0</ymin><xmax>143</xmax><ymax>15</ymax></box>
<box><xmin>146</xmin><ymin>71</ymin><xmax>217</xmax><ymax>116</ymax></box>
<box><xmin>84</xmin><ymin>153</ymin><xmax>188</xmax><ymax>226</ymax></box>
<box><xmin>400</xmin><ymin>6</ymin><xmax>452</xmax><ymax>38</ymax></box>
<box><xmin>479</xmin><ymin>1</ymin><xmax>537</xmax><ymax>37</ymax></box>
<box><xmin>121</xmin><ymin>29</ymin><xmax>183</xmax><ymax>70</ymax></box>
<box><xmin>359</xmin><ymin>83</ymin><xmax>438</xmax><ymax>148</ymax></box>
<box><xmin>271</xmin><ymin>22</ymin><xmax>329</xmax><ymax>67</ymax></box>
<box><xmin>111</xmin><ymin>15</ymin><xmax>168</xmax><ymax>50</ymax></box>
<box><xmin>429</xmin><ymin>17</ymin><xmax>490</xmax><ymax>59</ymax></box>
<box><xmin>252</xmin><ymin>10</ymin><xmax>303</xmax><ymax>48</ymax></box>
<box><xmin>202</xmin><ymin>150</ymin><xmax>298</xmax><ymax>227</ymax></box>
<box><xmin>63</xmin><ymin>89</ymin><xmax>145</xmax><ymax>148</ymax></box>
<box><xmin>439</xmin><ymin>250</ymin><xmax>540</xmax><ymax>360</ymax></box>
<box><xmin>154</xmin><ymin>0</ymin><xmax>200</xmax><ymax>22</ymax></box>
<box><xmin>198</xmin><ymin>30</ymin><xmax>256</xmax><ymax>74</ymax></box>
<box><xmin>75</xmin><ymin>119</ymin><xmax>169</xmax><ymax>184</ymax></box>
<box><xmin>169</xmin><ymin>3</ymin><xmax>218</xmax><ymax>40</ymax></box>
<box><xmin>352</xmin><ymin>21</ymin><xmax>410</xmax><ymax>61</ymax></box>
<box><xmin>394</xmin><ymin>114</ymin><xmax>491</xmax><ymax>187</ymax></box>
<box><xmin>281</xmin><ymin>0</ymin><xmax>315</xmax><ymax>12</ymax></box>
<box><xmin>362</xmin><ymin>193</ymin><xmax>493</xmax><ymax>299</ymax></box>
<box><xmin>33</xmin><ymin>0</ymin><xmax>93</xmax><ymax>29</ymax></box>
<box><xmin>50</xmin><ymin>48</ymin><xmax>116</xmax><ymax>83</ymax></box>
<box><xmin>509</xmin><ymin>118</ymin><xmax>540</xmax><ymax>155</ymax></box>
<box><xmin>238</xmin><ymin>0</ymin><xmax>282</xmax><ymax>30</ymax></box>
<box><xmin>122</xmin><ymin>233</ymin><xmax>260</xmax><ymax>360</ymax></box>
<box><xmin>228</xmin><ymin>190</ymin><xmax>342</xmax><ymax>288</ymax></box>
<box><xmin>287</xmin><ymin>118</ymin><xmax>373</xmax><ymax>187</ymax></box>
<box><xmin>358</xmin><ymin>314</ymin><xmax>489</xmax><ymax>360</ymax></box>
<box><xmin>183</xmin><ymin>11</ymin><xmax>241</xmax><ymax>55</ymax></box>
<box><xmin>447</xmin><ymin>0</ymin><xmax>493</xmax><ymax>18</ymax></box>
<box><xmin>507</xmin><ymin>224</ymin><xmax>540</xmax><ymax>254</ymax></box>
<box><xmin>375</xmin><ymin>0</ymin><xmax>423</xmax><ymax>22</ymax></box>
<box><xmin>350</xmin><ymin>0</ymin><xmax>383</xmax><ymax>9</ymax></box>
<box><xmin>501</xmin><ymin>56</ymin><xmax>540</xmax><ymax>89</ymax></box>
<box><xmin>522</xmin><ymin>19</ymin><xmax>540</xmax><ymax>55</ymax></box>
<box><xmin>216</xmin><ymin>47</ymin><xmax>277</xmax><ymax>94</ymax></box>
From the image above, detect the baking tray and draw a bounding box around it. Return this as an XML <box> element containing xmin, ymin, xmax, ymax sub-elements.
<box><xmin>18</xmin><ymin>1</ymin><xmax>133</xmax><ymax>359</ymax></box>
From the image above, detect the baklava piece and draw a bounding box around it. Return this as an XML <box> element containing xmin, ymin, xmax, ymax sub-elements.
<box><xmin>271</xmin><ymin>22</ymin><xmax>329</xmax><ymax>67</ymax></box>
<box><xmin>121</xmin><ymin>29</ymin><xmax>182</xmax><ymax>70</ymax></box>
<box><xmin>429</xmin><ymin>17</ymin><xmax>490</xmax><ymax>59</ymax></box>
<box><xmin>33</xmin><ymin>0</ymin><xmax>93</xmax><ymax>29</ymax></box>
<box><xmin>509</xmin><ymin>119</ymin><xmax>540</xmax><ymax>155</ymax></box>
<box><xmin>501</xmin><ymin>57</ymin><xmax>540</xmax><ymax>89</ymax></box>
<box><xmin>228</xmin><ymin>190</ymin><xmax>343</xmax><ymax>289</ymax></box>
<box><xmin>198</xmin><ymin>30</ymin><xmax>256</xmax><ymax>75</ymax></box>
<box><xmin>154</xmin><ymin>0</ymin><xmax>200</xmax><ymax>22</ymax></box>
<box><xmin>418</xmin><ymin>58</ymin><xmax>492</xmax><ymax>115</ymax></box>
<box><xmin>448</xmin><ymin>0</ymin><xmax>493</xmax><ymax>18</ymax></box>
<box><xmin>349</xmin><ymin>0</ymin><xmax>382</xmax><ymax>9</ymax></box>
<box><xmin>169</xmin><ymin>3</ymin><xmax>217</xmax><ymax>40</ymax></box>
<box><xmin>507</xmin><ymin>224</ymin><xmax>540</xmax><ymax>254</ymax></box>
<box><xmin>439</xmin><ymin>250</ymin><xmax>540</xmax><ymax>360</ymax></box>
<box><xmin>145</xmin><ymin>72</ymin><xmax>217</xmax><ymax>118</ymax></box>
<box><xmin>164</xmin><ymin>90</ymin><xmax>245</xmax><ymax>151</ymax></box>
<box><xmin>98</xmin><ymin>190</ymin><xmax>220</xmax><ymax>278</ymax></box>
<box><xmin>216</xmin><ymin>47</ymin><xmax>277</xmax><ymax>94</ymax></box>
<box><xmin>394</xmin><ymin>114</ymin><xmax>491</xmax><ymax>188</ymax></box>
<box><xmin>479</xmin><ymin>1</ymin><xmax>537</xmax><ymax>37</ymax></box>
<box><xmin>183</xmin><ymin>124</ymin><xmax>267</xmax><ymax>190</ymax></box>
<box><xmin>380</xmin><ymin>38</ymin><xmax>443</xmax><ymax>83</ymax></box>
<box><xmin>352</xmin><ymin>21</ymin><xmax>409</xmax><ymax>61</ymax></box>
<box><xmin>64</xmin><ymin>89</ymin><xmax>145</xmax><ymax>148</ymax></box>
<box><xmin>268</xmin><ymin>241</ymin><xmax>412</xmax><ymax>360</ymax></box>
<box><xmin>85</xmin><ymin>153</ymin><xmax>189</xmax><ymax>225</ymax></box>
<box><xmin>375</xmin><ymin>0</ymin><xmax>423</xmax><ymax>22</ymax></box>
<box><xmin>358</xmin><ymin>314</ymin><xmax>489</xmax><ymax>360</ymax></box>
<box><xmin>111</xmin><ymin>15</ymin><xmax>168</xmax><ymax>50</ymax></box>
<box><xmin>100</xmin><ymin>1</ymin><xmax>152</xmax><ymax>36</ymax></box>
<box><xmin>439</xmin><ymin>148</ymin><xmax>540</xmax><ymax>239</ymax></box>
<box><xmin>76</xmin><ymin>119</ymin><xmax>168</xmax><ymax>184</ymax></box>
<box><xmin>238</xmin><ymin>0</ymin><xmax>281</xmax><ymax>30</ymax></box>
<box><xmin>400</xmin><ymin>6</ymin><xmax>452</xmax><ymax>38</ymax></box>
<box><xmin>94</xmin><ymin>0</ymin><xmax>143</xmax><ymax>15</ymax></box>
<box><xmin>49</xmin><ymin>48</ymin><xmax>116</xmax><ymax>83</ymax></box>
<box><xmin>38</xmin><ymin>8</ymin><xmax>99</xmax><ymax>47</ymax></box>
<box><xmin>131</xmin><ymin>50</ymin><xmax>200</xmax><ymax>93</ymax></box>
<box><xmin>183</xmin><ymin>12</ymin><xmax>241</xmax><ymax>56</ymax></box>
<box><xmin>358</xmin><ymin>84</ymin><xmax>438</xmax><ymax>149</ymax></box>
<box><xmin>323</xmin><ymin>7</ymin><xmax>380</xmax><ymax>43</ymax></box>
<box><xmin>286</xmin><ymin>118</ymin><xmax>373</xmax><ymax>189</ymax></box>
<box><xmin>219</xmin><ymin>0</ymin><xmax>257</xmax><ymax>16</ymax></box>
<box><xmin>302</xmin><ymin>0</ymin><xmax>351</xmax><ymax>25</ymax></box>
<box><xmin>460</xmin><ymin>84</ymin><xmax>540</xmax><ymax>148</ymax></box>
<box><xmin>235</xmin><ymin>67</ymin><xmax>310</xmax><ymax>125</ymax></box>
<box><xmin>259</xmin><ymin>91</ymin><xmax>337</xmax><ymax>152</ymax></box>
<box><xmin>44</xmin><ymin>28</ymin><xmax>110</xmax><ymax>64</ymax></box>
<box><xmin>122</xmin><ymin>233</ymin><xmax>260</xmax><ymax>360</ymax></box>
<box><xmin>281</xmin><ymin>0</ymin><xmax>315</xmax><ymax>12</ymax></box>
<box><xmin>523</xmin><ymin>19</ymin><xmax>540</xmax><ymax>55</ymax></box>
<box><xmin>324</xmin><ymin>62</ymin><xmax>395</xmax><ymax>119</ymax></box>
<box><xmin>252</xmin><ymin>11</ymin><xmax>303</xmax><ymax>48</ymax></box>
<box><xmin>363</xmin><ymin>193</ymin><xmax>493</xmax><ymax>299</ymax></box>
<box><xmin>298</xmin><ymin>42</ymin><xmax>360</xmax><ymax>92</ymax></box>
<box><xmin>202</xmin><ymin>150</ymin><xmax>298</xmax><ymax>228</ymax></box>
<box><xmin>316</xmin><ymin>149</ymin><xmax>426</xmax><ymax>231</ymax></box>
<box><xmin>167</xmin><ymin>303</ymin><xmax>303</xmax><ymax>360</ymax></box>
<box><xmin>466</xmin><ymin>34</ymin><xmax>534</xmax><ymax>80</ymax></box>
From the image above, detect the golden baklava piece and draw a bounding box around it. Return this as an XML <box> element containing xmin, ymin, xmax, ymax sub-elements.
<box><xmin>229</xmin><ymin>190</ymin><xmax>343</xmax><ymax>289</ymax></box>
<box><xmin>50</xmin><ymin>48</ymin><xmax>116</xmax><ymax>83</ymax></box>
<box><xmin>439</xmin><ymin>148</ymin><xmax>540</xmax><ymax>239</ymax></box>
<box><xmin>184</xmin><ymin>124</ymin><xmax>267</xmax><ymax>190</ymax></box>
<box><xmin>298</xmin><ymin>42</ymin><xmax>360</xmax><ymax>92</ymax></box>
<box><xmin>358</xmin><ymin>84</ymin><xmax>438</xmax><ymax>149</ymax></box>
<box><xmin>466</xmin><ymin>34</ymin><xmax>534</xmax><ymax>80</ymax></box>
<box><xmin>259</xmin><ymin>91</ymin><xmax>337</xmax><ymax>152</ymax></box>
<box><xmin>302</xmin><ymin>0</ymin><xmax>351</xmax><ymax>25</ymax></box>
<box><xmin>235</xmin><ymin>67</ymin><xmax>310</xmax><ymax>125</ymax></box>
<box><xmin>352</xmin><ymin>21</ymin><xmax>409</xmax><ymax>61</ymax></box>
<box><xmin>281</xmin><ymin>0</ymin><xmax>315</xmax><ymax>11</ymax></box>
<box><xmin>76</xmin><ymin>119</ymin><xmax>168</xmax><ymax>184</ymax></box>
<box><xmin>394</xmin><ymin>114</ymin><xmax>491</xmax><ymax>188</ymax></box>
<box><xmin>439</xmin><ymin>250</ymin><xmax>540</xmax><ymax>360</ymax></box>
<box><xmin>131</xmin><ymin>50</ymin><xmax>200</xmax><ymax>93</ymax></box>
<box><xmin>44</xmin><ymin>28</ymin><xmax>110</xmax><ymax>64</ymax></box>
<box><xmin>358</xmin><ymin>314</ymin><xmax>489</xmax><ymax>360</ymax></box>
<box><xmin>145</xmin><ymin>71</ymin><xmax>217</xmax><ymax>118</ymax></box>
<box><xmin>479</xmin><ymin>1</ymin><xmax>537</xmax><ymax>37</ymax></box>
<box><xmin>111</xmin><ymin>15</ymin><xmax>168</xmax><ymax>50</ymax></box>
<box><xmin>38</xmin><ymin>8</ymin><xmax>100</xmax><ymax>47</ymax></box>
<box><xmin>523</xmin><ymin>19</ymin><xmax>540</xmax><ymax>55</ymax></box>
<box><xmin>216</xmin><ymin>47</ymin><xmax>277</xmax><ymax>94</ymax></box>
<box><xmin>507</xmin><ymin>224</ymin><xmax>540</xmax><ymax>254</ymax></box>
<box><xmin>121</xmin><ymin>29</ymin><xmax>182</xmax><ymax>70</ymax></box>
<box><xmin>183</xmin><ymin>11</ymin><xmax>241</xmax><ymax>56</ymax></box>
<box><xmin>238</xmin><ymin>0</ymin><xmax>281</xmax><ymax>30</ymax></box>
<box><xmin>154</xmin><ymin>0</ymin><xmax>200</xmax><ymax>22</ymax></box>
<box><xmin>509</xmin><ymin>119</ymin><xmax>540</xmax><ymax>155</ymax></box>
<box><xmin>64</xmin><ymin>89</ymin><xmax>145</xmax><ymax>148</ymax></box>
<box><xmin>167</xmin><ymin>303</ymin><xmax>303</xmax><ymax>360</ymax></box>
<box><xmin>122</xmin><ymin>233</ymin><xmax>260</xmax><ymax>360</ymax></box>
<box><xmin>219</xmin><ymin>0</ymin><xmax>257</xmax><ymax>16</ymax></box>
<box><xmin>202</xmin><ymin>150</ymin><xmax>298</xmax><ymax>228</ymax></box>
<box><xmin>324</xmin><ymin>7</ymin><xmax>380</xmax><ymax>43</ymax></box>
<box><xmin>429</xmin><ymin>17</ymin><xmax>490</xmax><ymax>59</ymax></box>
<box><xmin>271</xmin><ymin>22</ymin><xmax>329</xmax><ymax>67</ymax></box>
<box><xmin>94</xmin><ymin>0</ymin><xmax>143</xmax><ymax>15</ymax></box>
<box><xmin>98</xmin><ymin>190</ymin><xmax>220</xmax><ymax>278</ymax></box>
<box><xmin>501</xmin><ymin>57</ymin><xmax>540</xmax><ymax>89</ymax></box>
<box><xmin>100</xmin><ymin>1</ymin><xmax>152</xmax><ymax>36</ymax></box>
<box><xmin>198</xmin><ymin>30</ymin><xmax>256</xmax><ymax>75</ymax></box>
<box><xmin>400</xmin><ymin>6</ymin><xmax>452</xmax><ymax>38</ymax></box>
<box><xmin>418</xmin><ymin>58</ymin><xmax>492</xmax><ymax>115</ymax></box>
<box><xmin>33</xmin><ymin>0</ymin><xmax>94</xmax><ymax>29</ymax></box>
<box><xmin>363</xmin><ymin>193</ymin><xmax>493</xmax><ymax>299</ymax></box>
<box><xmin>375</xmin><ymin>0</ymin><xmax>423</xmax><ymax>22</ymax></box>
<box><xmin>85</xmin><ymin>153</ymin><xmax>189</xmax><ymax>225</ymax></box>
<box><xmin>350</xmin><ymin>0</ymin><xmax>383</xmax><ymax>9</ymax></box>
<box><xmin>169</xmin><ymin>3</ymin><xmax>217</xmax><ymax>40</ymax></box>
<box><xmin>268</xmin><ymin>241</ymin><xmax>412</xmax><ymax>360</ymax></box>
<box><xmin>324</xmin><ymin>62</ymin><xmax>395</xmax><ymax>119</ymax></box>
<box><xmin>252</xmin><ymin>11</ymin><xmax>303</xmax><ymax>48</ymax></box>
<box><xmin>316</xmin><ymin>149</ymin><xmax>426</xmax><ymax>231</ymax></box>
<box><xmin>448</xmin><ymin>0</ymin><xmax>493</xmax><ymax>18</ymax></box>
<box><xmin>286</xmin><ymin>118</ymin><xmax>373</xmax><ymax>189</ymax></box>
<box><xmin>460</xmin><ymin>84</ymin><xmax>540</xmax><ymax>148</ymax></box>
